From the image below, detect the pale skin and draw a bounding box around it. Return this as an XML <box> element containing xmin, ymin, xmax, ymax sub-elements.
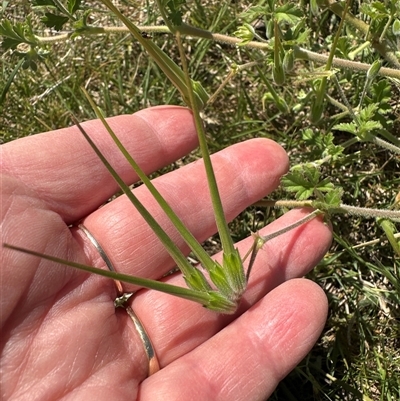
<box><xmin>1</xmin><ymin>106</ymin><xmax>332</xmax><ymax>401</ymax></box>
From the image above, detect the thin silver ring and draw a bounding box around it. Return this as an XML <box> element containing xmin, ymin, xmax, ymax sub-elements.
<box><xmin>78</xmin><ymin>223</ymin><xmax>160</xmax><ymax>376</ymax></box>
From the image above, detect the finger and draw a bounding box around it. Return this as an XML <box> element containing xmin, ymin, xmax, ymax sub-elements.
<box><xmin>74</xmin><ymin>138</ymin><xmax>289</xmax><ymax>281</ymax></box>
<box><xmin>129</xmin><ymin>208</ymin><xmax>331</xmax><ymax>366</ymax></box>
<box><xmin>1</xmin><ymin>106</ymin><xmax>198</xmax><ymax>223</ymax></box>
<box><xmin>139</xmin><ymin>279</ymin><xmax>328</xmax><ymax>401</ymax></box>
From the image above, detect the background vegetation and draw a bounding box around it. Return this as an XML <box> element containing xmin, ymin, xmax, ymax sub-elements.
<box><xmin>1</xmin><ymin>0</ymin><xmax>399</xmax><ymax>399</ymax></box>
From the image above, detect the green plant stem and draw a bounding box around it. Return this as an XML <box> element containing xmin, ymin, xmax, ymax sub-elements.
<box><xmin>378</xmin><ymin>219</ymin><xmax>400</xmax><ymax>256</ymax></box>
<box><xmin>33</xmin><ymin>24</ymin><xmax>270</xmax><ymax>49</ymax></box>
<box><xmin>207</xmin><ymin>60</ymin><xmax>263</xmax><ymax>106</ymax></box>
<box><xmin>334</xmin><ymin>205</ymin><xmax>400</xmax><ymax>221</ymax></box>
<box><xmin>31</xmin><ymin>24</ymin><xmax>400</xmax><ymax>80</ymax></box>
<box><xmin>257</xmin><ymin>200</ymin><xmax>400</xmax><ymax>221</ymax></box>
<box><xmin>324</xmin><ymin>0</ymin><xmax>400</xmax><ymax>69</ymax></box>
<box><xmin>52</xmin><ymin>0</ymin><xmax>75</xmax><ymax>20</ymax></box>
<box><xmin>2</xmin><ymin>243</ymin><xmax>230</xmax><ymax>308</ymax></box>
<box><xmin>99</xmin><ymin>0</ymin><xmax>207</xmax><ymax>109</ymax></box>
<box><xmin>348</xmin><ymin>41</ymin><xmax>371</xmax><ymax>60</ymax></box>
<box><xmin>371</xmin><ymin>137</ymin><xmax>400</xmax><ymax>155</ymax></box>
<box><xmin>312</xmin><ymin>0</ymin><xmax>349</xmax><ymax>121</ymax></box>
<box><xmin>71</xmin><ymin>116</ymin><xmax>206</xmax><ymax>283</ymax></box>
<box><xmin>352</xmin><ymin>232</ymin><xmax>400</xmax><ymax>249</ymax></box>
<box><xmin>260</xmin><ymin>210</ymin><xmax>322</xmax><ymax>242</ymax></box>
<box><xmin>326</xmin><ymin>0</ymin><xmax>349</xmax><ymax>72</ymax></box>
<box><xmin>1</xmin><ymin>57</ymin><xmax>24</xmax><ymax>105</ymax></box>
<box><xmin>331</xmin><ymin>74</ymin><xmax>359</xmax><ymax>123</ymax></box>
<box><xmin>245</xmin><ymin>210</ymin><xmax>322</xmax><ymax>280</ymax></box>
<box><xmin>294</xmin><ymin>46</ymin><xmax>400</xmax><ymax>79</ymax></box>
<box><xmin>81</xmin><ymin>89</ymin><xmax>217</xmax><ymax>273</ymax></box>
<box><xmin>340</xmin><ymin>137</ymin><xmax>360</xmax><ymax>149</ymax></box>
<box><xmin>326</xmin><ymin>94</ymin><xmax>348</xmax><ymax>112</ymax></box>
<box><xmin>175</xmin><ymin>32</ymin><xmax>235</xmax><ymax>256</ymax></box>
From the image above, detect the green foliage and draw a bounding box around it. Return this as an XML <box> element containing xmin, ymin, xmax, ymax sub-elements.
<box><xmin>241</xmin><ymin>1</ymin><xmax>302</xmax><ymax>26</ymax></box>
<box><xmin>163</xmin><ymin>0</ymin><xmax>185</xmax><ymax>25</ymax></box>
<box><xmin>378</xmin><ymin>218</ymin><xmax>400</xmax><ymax>256</ymax></box>
<box><xmin>393</xmin><ymin>18</ymin><xmax>400</xmax><ymax>36</ymax></box>
<box><xmin>0</xmin><ymin>18</ymin><xmax>37</xmax><ymax>50</ymax></box>
<box><xmin>41</xmin><ymin>13</ymin><xmax>69</xmax><ymax>30</ymax></box>
<box><xmin>33</xmin><ymin>0</ymin><xmax>82</xmax><ymax>20</ymax></box>
<box><xmin>334</xmin><ymin>104</ymin><xmax>383</xmax><ymax>141</ymax></box>
<box><xmin>2</xmin><ymin>0</ymin><xmax>400</xmax><ymax>398</ymax></box>
<box><xmin>273</xmin><ymin>3</ymin><xmax>302</xmax><ymax>25</ymax></box>
<box><xmin>321</xmin><ymin>187</ymin><xmax>343</xmax><ymax>208</ymax></box>
<box><xmin>370</xmin><ymin>80</ymin><xmax>392</xmax><ymax>116</ymax></box>
<box><xmin>282</xmin><ymin>165</ymin><xmax>335</xmax><ymax>201</ymax></box>
<box><xmin>302</xmin><ymin>130</ymin><xmax>344</xmax><ymax>161</ymax></box>
<box><xmin>233</xmin><ymin>23</ymin><xmax>255</xmax><ymax>46</ymax></box>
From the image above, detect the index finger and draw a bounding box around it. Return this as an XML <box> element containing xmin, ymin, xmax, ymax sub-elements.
<box><xmin>1</xmin><ymin>106</ymin><xmax>198</xmax><ymax>223</ymax></box>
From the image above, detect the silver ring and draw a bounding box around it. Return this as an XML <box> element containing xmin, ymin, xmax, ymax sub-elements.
<box><xmin>78</xmin><ymin>223</ymin><xmax>160</xmax><ymax>376</ymax></box>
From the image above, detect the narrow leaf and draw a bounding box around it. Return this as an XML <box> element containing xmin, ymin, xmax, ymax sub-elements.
<box><xmin>2</xmin><ymin>243</ymin><xmax>228</xmax><ymax>310</ymax></box>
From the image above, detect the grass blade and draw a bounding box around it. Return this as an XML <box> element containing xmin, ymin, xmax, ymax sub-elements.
<box><xmin>3</xmin><ymin>243</ymin><xmax>236</xmax><ymax>312</ymax></box>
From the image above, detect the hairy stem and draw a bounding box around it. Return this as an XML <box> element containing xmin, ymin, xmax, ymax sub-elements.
<box><xmin>257</xmin><ymin>200</ymin><xmax>400</xmax><ymax>221</ymax></box>
<box><xmin>294</xmin><ymin>47</ymin><xmax>400</xmax><ymax>80</ymax></box>
<box><xmin>32</xmin><ymin>23</ymin><xmax>400</xmax><ymax>81</ymax></box>
<box><xmin>323</xmin><ymin>0</ymin><xmax>400</xmax><ymax>69</ymax></box>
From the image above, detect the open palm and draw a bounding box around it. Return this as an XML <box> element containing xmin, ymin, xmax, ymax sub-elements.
<box><xmin>1</xmin><ymin>106</ymin><xmax>331</xmax><ymax>401</ymax></box>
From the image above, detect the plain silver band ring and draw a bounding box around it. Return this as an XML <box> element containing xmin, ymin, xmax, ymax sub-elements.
<box><xmin>78</xmin><ymin>223</ymin><xmax>160</xmax><ymax>376</ymax></box>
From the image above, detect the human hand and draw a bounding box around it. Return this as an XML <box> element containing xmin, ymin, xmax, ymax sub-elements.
<box><xmin>1</xmin><ymin>106</ymin><xmax>332</xmax><ymax>400</ymax></box>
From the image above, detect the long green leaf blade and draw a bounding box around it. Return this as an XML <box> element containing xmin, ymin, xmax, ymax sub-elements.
<box><xmin>81</xmin><ymin>88</ymin><xmax>217</xmax><ymax>274</ymax></box>
<box><xmin>3</xmin><ymin>243</ymin><xmax>236</xmax><ymax>313</ymax></box>
<box><xmin>72</xmin><ymin>116</ymin><xmax>208</xmax><ymax>288</ymax></box>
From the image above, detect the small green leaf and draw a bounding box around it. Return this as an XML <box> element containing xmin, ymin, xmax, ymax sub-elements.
<box><xmin>282</xmin><ymin>49</ymin><xmax>295</xmax><ymax>72</ymax></box>
<box><xmin>393</xmin><ymin>19</ymin><xmax>400</xmax><ymax>36</ymax></box>
<box><xmin>366</xmin><ymin>60</ymin><xmax>382</xmax><ymax>81</ymax></box>
<box><xmin>275</xmin><ymin>3</ymin><xmax>302</xmax><ymax>25</ymax></box>
<box><xmin>23</xmin><ymin>59</ymin><xmax>37</xmax><ymax>71</ymax></box>
<box><xmin>360</xmin><ymin>2</ymin><xmax>388</xmax><ymax>19</ymax></box>
<box><xmin>184</xmin><ymin>267</ymin><xmax>213</xmax><ymax>293</ymax></box>
<box><xmin>283</xmin><ymin>165</ymin><xmax>335</xmax><ymax>200</ymax></box>
<box><xmin>359</xmin><ymin>103</ymin><xmax>379</xmax><ymax>120</ymax></box>
<box><xmin>275</xmin><ymin>96</ymin><xmax>289</xmax><ymax>113</ymax></box>
<box><xmin>272</xmin><ymin>64</ymin><xmax>285</xmax><ymax>85</ymax></box>
<box><xmin>323</xmin><ymin>188</ymin><xmax>343</xmax><ymax>207</ymax></box>
<box><xmin>209</xmin><ymin>261</ymin><xmax>236</xmax><ymax>297</ymax></box>
<box><xmin>333</xmin><ymin>122</ymin><xmax>358</xmax><ymax>135</ymax></box>
<box><xmin>357</xmin><ymin>120</ymin><xmax>382</xmax><ymax>141</ymax></box>
<box><xmin>310</xmin><ymin>0</ymin><xmax>319</xmax><ymax>16</ymax></box>
<box><xmin>234</xmin><ymin>23</ymin><xmax>255</xmax><ymax>46</ymax></box>
<box><xmin>361</xmin><ymin>120</ymin><xmax>382</xmax><ymax>132</ymax></box>
<box><xmin>371</xmin><ymin>80</ymin><xmax>391</xmax><ymax>115</ymax></box>
<box><xmin>208</xmin><ymin>251</ymin><xmax>246</xmax><ymax>301</ymax></box>
<box><xmin>222</xmin><ymin>249</ymin><xmax>246</xmax><ymax>299</ymax></box>
<box><xmin>378</xmin><ymin>218</ymin><xmax>400</xmax><ymax>256</ymax></box>
<box><xmin>71</xmin><ymin>9</ymin><xmax>93</xmax><ymax>36</ymax></box>
<box><xmin>314</xmin><ymin>177</ymin><xmax>335</xmax><ymax>193</ymax></box>
<box><xmin>0</xmin><ymin>58</ymin><xmax>24</xmax><ymax>105</ymax></box>
<box><xmin>295</xmin><ymin>28</ymin><xmax>311</xmax><ymax>45</ymax></box>
<box><xmin>165</xmin><ymin>0</ymin><xmax>185</xmax><ymax>25</ymax></box>
<box><xmin>323</xmin><ymin>143</ymin><xmax>344</xmax><ymax>160</ymax></box>
<box><xmin>41</xmin><ymin>12</ymin><xmax>69</xmax><ymax>30</ymax></box>
<box><xmin>0</xmin><ymin>19</ymin><xmax>37</xmax><ymax>50</ymax></box>
<box><xmin>68</xmin><ymin>0</ymin><xmax>82</xmax><ymax>14</ymax></box>
<box><xmin>32</xmin><ymin>0</ymin><xmax>57</xmax><ymax>6</ymax></box>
